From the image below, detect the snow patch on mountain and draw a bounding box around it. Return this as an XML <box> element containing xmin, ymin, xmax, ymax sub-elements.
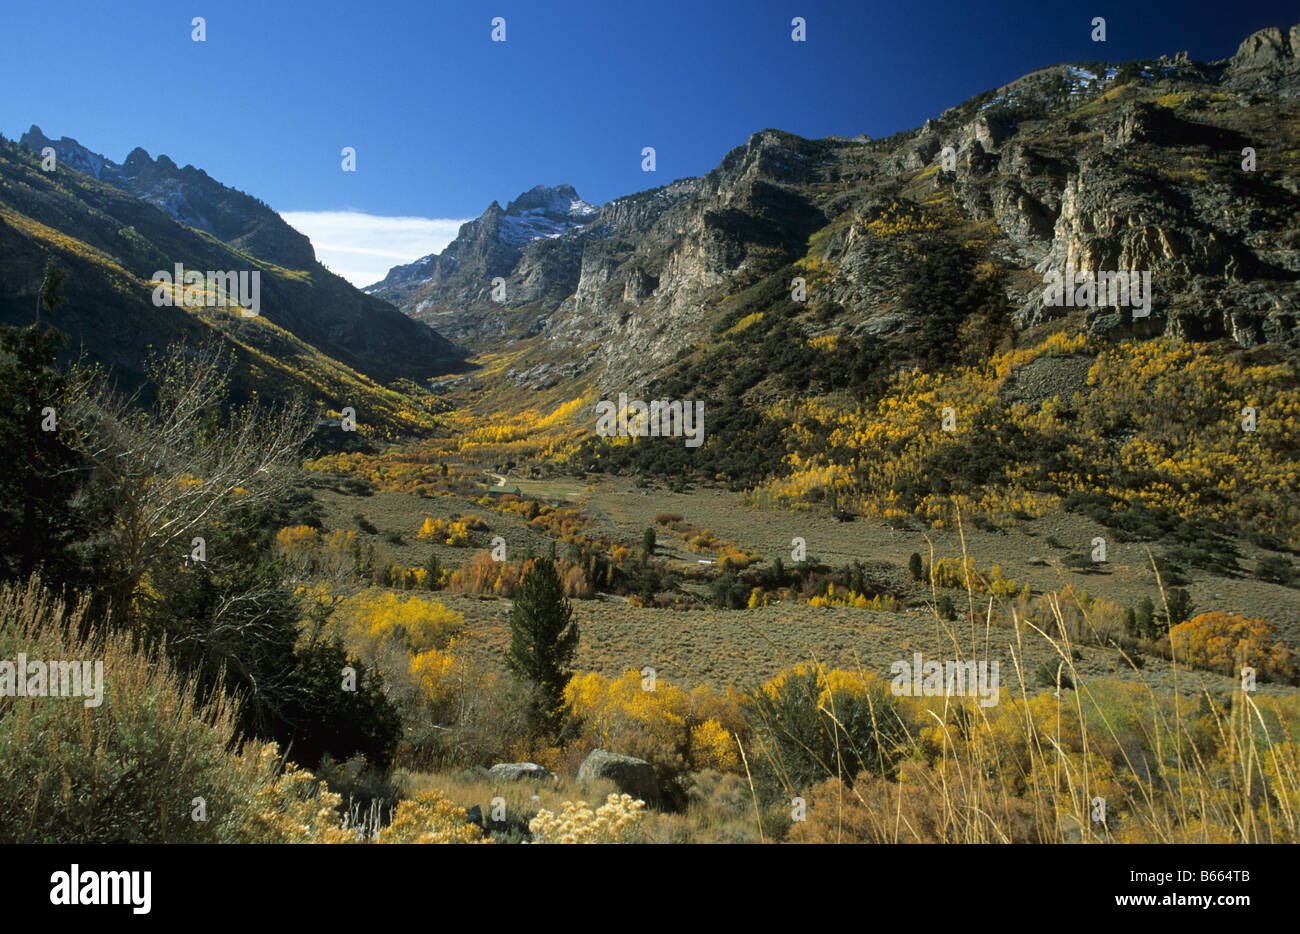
<box><xmin>497</xmin><ymin>184</ymin><xmax>600</xmax><ymax>247</ymax></box>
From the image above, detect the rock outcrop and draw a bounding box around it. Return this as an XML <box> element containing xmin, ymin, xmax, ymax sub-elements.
<box><xmin>487</xmin><ymin>762</ymin><xmax>554</xmax><ymax>782</ymax></box>
<box><xmin>577</xmin><ymin>749</ymin><xmax>659</xmax><ymax>807</ymax></box>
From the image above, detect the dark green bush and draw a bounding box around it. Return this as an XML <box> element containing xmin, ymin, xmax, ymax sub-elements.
<box><xmin>354</xmin><ymin>513</ymin><xmax>378</xmax><ymax>535</ymax></box>
<box><xmin>1033</xmin><ymin>661</ymin><xmax>1074</xmax><ymax>691</ymax></box>
<box><xmin>1163</xmin><ymin>588</ymin><xmax>1194</xmax><ymax>627</ymax></box>
<box><xmin>711</xmin><ymin>571</ymin><xmax>750</xmax><ymax>609</ymax></box>
<box><xmin>746</xmin><ymin>666</ymin><xmax>909</xmax><ymax>792</ymax></box>
<box><xmin>1256</xmin><ymin>555</ymin><xmax>1297</xmax><ymax>587</ymax></box>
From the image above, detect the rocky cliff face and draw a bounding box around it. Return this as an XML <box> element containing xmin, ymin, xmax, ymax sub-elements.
<box><xmin>1225</xmin><ymin>24</ymin><xmax>1300</xmax><ymax>84</ymax></box>
<box><xmin>544</xmin><ymin>133</ymin><xmax>836</xmax><ymax>385</ymax></box>
<box><xmin>371</xmin><ymin>134</ymin><xmax>841</xmax><ymax>384</ymax></box>
<box><xmin>371</xmin><ymin>22</ymin><xmax>1300</xmax><ymax>394</ymax></box>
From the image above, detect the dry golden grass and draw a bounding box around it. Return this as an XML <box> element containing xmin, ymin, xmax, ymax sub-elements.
<box><xmin>763</xmin><ymin>518</ymin><xmax>1300</xmax><ymax>844</ymax></box>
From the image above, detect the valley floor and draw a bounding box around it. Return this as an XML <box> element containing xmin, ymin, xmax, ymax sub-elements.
<box><xmin>314</xmin><ymin>475</ymin><xmax>1300</xmax><ymax>697</ymax></box>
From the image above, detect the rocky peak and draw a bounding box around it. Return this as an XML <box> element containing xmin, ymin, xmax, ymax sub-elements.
<box><xmin>18</xmin><ymin>128</ymin><xmax>314</xmax><ymax>268</ymax></box>
<box><xmin>491</xmin><ymin>184</ymin><xmax>598</xmax><ymax>248</ymax></box>
<box><xmin>366</xmin><ymin>184</ymin><xmax>599</xmax><ymax>301</ymax></box>
<box><xmin>1230</xmin><ymin>23</ymin><xmax>1300</xmax><ymax>71</ymax></box>
<box><xmin>20</xmin><ymin>125</ymin><xmax>114</xmax><ymax>180</ymax></box>
<box><xmin>122</xmin><ymin>147</ymin><xmax>152</xmax><ymax>170</ymax></box>
<box><xmin>714</xmin><ymin>129</ymin><xmax>823</xmax><ymax>188</ymax></box>
<box><xmin>504</xmin><ymin>183</ymin><xmax>597</xmax><ymax>222</ymax></box>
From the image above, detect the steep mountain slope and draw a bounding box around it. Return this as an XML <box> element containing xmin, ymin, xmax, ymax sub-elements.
<box><xmin>0</xmin><ymin>131</ymin><xmax>467</xmax><ymax>427</ymax></box>
<box><xmin>371</xmin><ymin>23</ymin><xmax>1300</xmax><ymax>397</ymax></box>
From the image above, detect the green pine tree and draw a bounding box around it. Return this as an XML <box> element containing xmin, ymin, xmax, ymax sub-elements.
<box><xmin>0</xmin><ymin>260</ymin><xmax>87</xmax><ymax>599</ymax></box>
<box><xmin>423</xmin><ymin>551</ymin><xmax>443</xmax><ymax>590</ymax></box>
<box><xmin>1135</xmin><ymin>597</ymin><xmax>1156</xmax><ymax>639</ymax></box>
<box><xmin>505</xmin><ymin>557</ymin><xmax>579</xmax><ymax>737</ymax></box>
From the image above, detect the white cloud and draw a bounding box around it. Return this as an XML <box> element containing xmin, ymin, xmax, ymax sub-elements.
<box><xmin>280</xmin><ymin>211</ymin><xmax>468</xmax><ymax>288</ymax></box>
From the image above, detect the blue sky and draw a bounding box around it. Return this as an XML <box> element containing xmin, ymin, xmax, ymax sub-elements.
<box><xmin>1</xmin><ymin>0</ymin><xmax>1292</xmax><ymax>284</ymax></box>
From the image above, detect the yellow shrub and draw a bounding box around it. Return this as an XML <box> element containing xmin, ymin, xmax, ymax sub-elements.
<box><xmin>529</xmin><ymin>794</ymin><xmax>645</xmax><ymax>843</ymax></box>
<box><xmin>374</xmin><ymin>790</ymin><xmax>490</xmax><ymax>844</ymax></box>
<box><xmin>233</xmin><ymin>744</ymin><xmax>352</xmax><ymax>844</ymax></box>
<box><xmin>690</xmin><ymin>718</ymin><xmax>740</xmax><ymax>771</ymax></box>
<box><xmin>720</xmin><ymin>549</ymin><xmax>756</xmax><ymax>570</ymax></box>
<box><xmin>566</xmin><ymin>670</ymin><xmax>747</xmax><ymax>774</ymax></box>
<box><xmin>409</xmin><ymin>643</ymin><xmax>456</xmax><ymax>704</ymax></box>
<box><xmin>418</xmin><ymin>516</ymin><xmax>485</xmax><ymax>546</ymax></box>
<box><xmin>446</xmin><ymin>552</ymin><xmax>593</xmax><ymax>598</ymax></box>
<box><xmin>807</xmin><ymin>585</ymin><xmax>901</xmax><ymax>612</ymax></box>
<box><xmin>333</xmin><ymin>589</ymin><xmax>464</xmax><ymax>655</ymax></box>
<box><xmin>276</xmin><ymin>524</ymin><xmax>319</xmax><ymax>552</ymax></box>
<box><xmin>1169</xmin><ymin>612</ymin><xmax>1295</xmax><ymax>682</ymax></box>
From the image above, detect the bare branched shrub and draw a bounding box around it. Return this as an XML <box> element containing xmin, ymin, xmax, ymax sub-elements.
<box><xmin>61</xmin><ymin>339</ymin><xmax>317</xmax><ymax>621</ymax></box>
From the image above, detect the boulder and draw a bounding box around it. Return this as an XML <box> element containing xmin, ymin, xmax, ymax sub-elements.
<box><xmin>488</xmin><ymin>762</ymin><xmax>553</xmax><ymax>782</ymax></box>
<box><xmin>577</xmin><ymin>749</ymin><xmax>659</xmax><ymax>806</ymax></box>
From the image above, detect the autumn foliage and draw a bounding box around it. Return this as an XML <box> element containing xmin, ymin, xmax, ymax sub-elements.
<box><xmin>417</xmin><ymin>514</ymin><xmax>488</xmax><ymax>546</ymax></box>
<box><xmin>565</xmin><ymin>670</ymin><xmax>748</xmax><ymax>777</ymax></box>
<box><xmin>1167</xmin><ymin>612</ymin><xmax>1296</xmax><ymax>683</ymax></box>
<box><xmin>446</xmin><ymin>551</ymin><xmax>594</xmax><ymax>599</ymax></box>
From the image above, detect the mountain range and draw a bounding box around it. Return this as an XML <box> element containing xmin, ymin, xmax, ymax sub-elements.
<box><xmin>0</xmin><ymin>126</ymin><xmax>466</xmax><ymax>432</ymax></box>
<box><xmin>367</xmin><ymin>22</ymin><xmax>1300</xmax><ymax>396</ymax></box>
<box><xmin>2</xmin><ymin>21</ymin><xmax>1297</xmax><ymax>423</ymax></box>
